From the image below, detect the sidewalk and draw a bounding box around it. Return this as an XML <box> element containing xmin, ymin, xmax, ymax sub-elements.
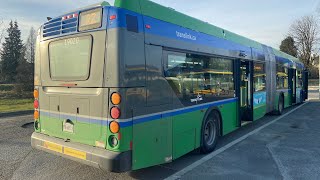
<box><xmin>308</xmin><ymin>86</ymin><xmax>319</xmax><ymax>100</ymax></box>
<box><xmin>180</xmin><ymin>101</ymin><xmax>320</xmax><ymax>179</ymax></box>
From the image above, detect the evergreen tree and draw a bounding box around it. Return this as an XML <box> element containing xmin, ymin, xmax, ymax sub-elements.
<box><xmin>280</xmin><ymin>36</ymin><xmax>298</xmax><ymax>57</ymax></box>
<box><xmin>16</xmin><ymin>27</ymin><xmax>35</xmax><ymax>92</ymax></box>
<box><xmin>0</xmin><ymin>21</ymin><xmax>23</xmax><ymax>83</ymax></box>
<box><xmin>15</xmin><ymin>45</ymin><xmax>33</xmax><ymax>93</ymax></box>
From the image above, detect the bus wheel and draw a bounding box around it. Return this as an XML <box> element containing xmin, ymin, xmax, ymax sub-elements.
<box><xmin>200</xmin><ymin>111</ymin><xmax>220</xmax><ymax>154</ymax></box>
<box><xmin>277</xmin><ymin>95</ymin><xmax>284</xmax><ymax>115</ymax></box>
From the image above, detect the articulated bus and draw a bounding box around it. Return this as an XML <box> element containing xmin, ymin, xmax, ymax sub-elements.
<box><xmin>31</xmin><ymin>0</ymin><xmax>308</xmax><ymax>172</ymax></box>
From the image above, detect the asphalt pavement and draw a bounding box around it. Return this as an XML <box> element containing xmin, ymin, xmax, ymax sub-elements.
<box><xmin>0</xmin><ymin>89</ymin><xmax>319</xmax><ymax>180</ymax></box>
<box><xmin>177</xmin><ymin>101</ymin><xmax>320</xmax><ymax>180</ymax></box>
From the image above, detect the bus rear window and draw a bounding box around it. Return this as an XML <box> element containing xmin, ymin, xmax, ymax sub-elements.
<box><xmin>49</xmin><ymin>36</ymin><xmax>92</xmax><ymax>81</ymax></box>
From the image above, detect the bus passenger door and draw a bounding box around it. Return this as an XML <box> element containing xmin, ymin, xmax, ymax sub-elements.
<box><xmin>239</xmin><ymin>61</ymin><xmax>253</xmax><ymax>124</ymax></box>
<box><xmin>303</xmin><ymin>70</ymin><xmax>309</xmax><ymax>100</ymax></box>
<box><xmin>289</xmin><ymin>69</ymin><xmax>297</xmax><ymax>104</ymax></box>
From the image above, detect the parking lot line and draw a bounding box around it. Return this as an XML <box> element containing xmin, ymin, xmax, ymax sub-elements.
<box><xmin>165</xmin><ymin>102</ymin><xmax>309</xmax><ymax>180</ymax></box>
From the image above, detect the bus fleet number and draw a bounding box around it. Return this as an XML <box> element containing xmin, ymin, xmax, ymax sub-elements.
<box><xmin>64</xmin><ymin>37</ymin><xmax>80</xmax><ymax>46</ymax></box>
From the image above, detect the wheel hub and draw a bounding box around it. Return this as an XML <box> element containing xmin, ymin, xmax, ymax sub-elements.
<box><xmin>204</xmin><ymin>120</ymin><xmax>216</xmax><ymax>146</ymax></box>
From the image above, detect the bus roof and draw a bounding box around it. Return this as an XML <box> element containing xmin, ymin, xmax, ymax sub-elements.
<box><xmin>114</xmin><ymin>0</ymin><xmax>303</xmax><ymax>65</ymax></box>
<box><xmin>64</xmin><ymin>1</ymin><xmax>110</xmax><ymax>15</ymax></box>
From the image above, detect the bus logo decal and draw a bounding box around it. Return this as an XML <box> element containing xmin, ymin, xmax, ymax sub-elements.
<box><xmin>176</xmin><ymin>31</ymin><xmax>197</xmax><ymax>41</ymax></box>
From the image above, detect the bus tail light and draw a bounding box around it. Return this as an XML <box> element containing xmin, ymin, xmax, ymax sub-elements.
<box><xmin>34</xmin><ymin>89</ymin><xmax>39</xmax><ymax>99</ymax></box>
<box><xmin>34</xmin><ymin>110</ymin><xmax>39</xmax><ymax>120</ymax></box>
<box><xmin>110</xmin><ymin>121</ymin><xmax>120</xmax><ymax>134</ymax></box>
<box><xmin>34</xmin><ymin>89</ymin><xmax>40</xmax><ymax>127</ymax></box>
<box><xmin>110</xmin><ymin>107</ymin><xmax>120</xmax><ymax>119</ymax></box>
<box><xmin>34</xmin><ymin>100</ymin><xmax>39</xmax><ymax>109</ymax></box>
<box><xmin>111</xmin><ymin>92</ymin><xmax>121</xmax><ymax>105</ymax></box>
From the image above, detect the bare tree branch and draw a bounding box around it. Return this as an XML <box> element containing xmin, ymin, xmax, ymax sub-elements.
<box><xmin>0</xmin><ymin>18</ymin><xmax>7</xmax><ymax>49</ymax></box>
<box><xmin>289</xmin><ymin>15</ymin><xmax>320</xmax><ymax>69</ymax></box>
<box><xmin>25</xmin><ymin>27</ymin><xmax>36</xmax><ymax>64</ymax></box>
<box><xmin>0</xmin><ymin>18</ymin><xmax>4</xmax><ymax>45</ymax></box>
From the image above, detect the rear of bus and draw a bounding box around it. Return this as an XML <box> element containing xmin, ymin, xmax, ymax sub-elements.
<box><xmin>31</xmin><ymin>3</ymin><xmax>136</xmax><ymax>172</ymax></box>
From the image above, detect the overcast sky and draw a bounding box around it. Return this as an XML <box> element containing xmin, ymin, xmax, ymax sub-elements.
<box><xmin>0</xmin><ymin>0</ymin><xmax>319</xmax><ymax>49</ymax></box>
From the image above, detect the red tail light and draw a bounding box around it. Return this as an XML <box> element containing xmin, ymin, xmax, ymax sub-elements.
<box><xmin>110</xmin><ymin>107</ymin><xmax>121</xmax><ymax>119</ymax></box>
<box><xmin>34</xmin><ymin>100</ymin><xmax>39</xmax><ymax>109</ymax></box>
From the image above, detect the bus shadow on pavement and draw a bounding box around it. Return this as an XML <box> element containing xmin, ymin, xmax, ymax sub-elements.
<box><xmin>21</xmin><ymin>122</ymin><xmax>34</xmax><ymax>129</ymax></box>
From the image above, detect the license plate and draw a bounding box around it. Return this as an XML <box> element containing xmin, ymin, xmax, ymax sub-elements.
<box><xmin>63</xmin><ymin>121</ymin><xmax>74</xmax><ymax>133</ymax></box>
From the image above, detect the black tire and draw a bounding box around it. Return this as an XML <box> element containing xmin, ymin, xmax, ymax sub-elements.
<box><xmin>277</xmin><ymin>95</ymin><xmax>284</xmax><ymax>115</ymax></box>
<box><xmin>200</xmin><ymin>111</ymin><xmax>220</xmax><ymax>154</ymax></box>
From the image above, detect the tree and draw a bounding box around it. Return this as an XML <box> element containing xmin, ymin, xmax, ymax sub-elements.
<box><xmin>280</xmin><ymin>36</ymin><xmax>298</xmax><ymax>57</ymax></box>
<box><xmin>289</xmin><ymin>15</ymin><xmax>320</xmax><ymax>69</ymax></box>
<box><xmin>16</xmin><ymin>27</ymin><xmax>36</xmax><ymax>92</ymax></box>
<box><xmin>15</xmin><ymin>46</ymin><xmax>33</xmax><ymax>93</ymax></box>
<box><xmin>0</xmin><ymin>21</ymin><xmax>23</xmax><ymax>83</ymax></box>
<box><xmin>0</xmin><ymin>18</ymin><xmax>5</xmax><ymax>46</ymax></box>
<box><xmin>25</xmin><ymin>27</ymin><xmax>36</xmax><ymax>63</ymax></box>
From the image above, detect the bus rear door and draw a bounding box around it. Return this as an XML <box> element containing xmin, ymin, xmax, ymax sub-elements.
<box><xmin>289</xmin><ymin>68</ymin><xmax>297</xmax><ymax>104</ymax></box>
<box><xmin>238</xmin><ymin>61</ymin><xmax>254</xmax><ymax>124</ymax></box>
<box><xmin>303</xmin><ymin>70</ymin><xmax>309</xmax><ymax>100</ymax></box>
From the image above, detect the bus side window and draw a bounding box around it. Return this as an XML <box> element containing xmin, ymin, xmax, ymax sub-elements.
<box><xmin>253</xmin><ymin>62</ymin><xmax>266</xmax><ymax>92</ymax></box>
<box><xmin>276</xmin><ymin>64</ymin><xmax>288</xmax><ymax>89</ymax></box>
<box><xmin>163</xmin><ymin>51</ymin><xmax>234</xmax><ymax>106</ymax></box>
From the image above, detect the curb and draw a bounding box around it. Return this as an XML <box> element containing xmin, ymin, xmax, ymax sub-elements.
<box><xmin>0</xmin><ymin>110</ymin><xmax>33</xmax><ymax>118</ymax></box>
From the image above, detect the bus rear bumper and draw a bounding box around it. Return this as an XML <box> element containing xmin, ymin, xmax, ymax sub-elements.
<box><xmin>31</xmin><ymin>132</ymin><xmax>131</xmax><ymax>173</ymax></box>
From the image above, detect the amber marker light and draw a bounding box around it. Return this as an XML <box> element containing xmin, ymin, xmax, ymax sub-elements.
<box><xmin>34</xmin><ymin>89</ymin><xmax>39</xmax><ymax>99</ymax></box>
<box><xmin>111</xmin><ymin>92</ymin><xmax>121</xmax><ymax>105</ymax></box>
<box><xmin>110</xmin><ymin>121</ymin><xmax>120</xmax><ymax>134</ymax></box>
<box><xmin>34</xmin><ymin>110</ymin><xmax>39</xmax><ymax>120</ymax></box>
